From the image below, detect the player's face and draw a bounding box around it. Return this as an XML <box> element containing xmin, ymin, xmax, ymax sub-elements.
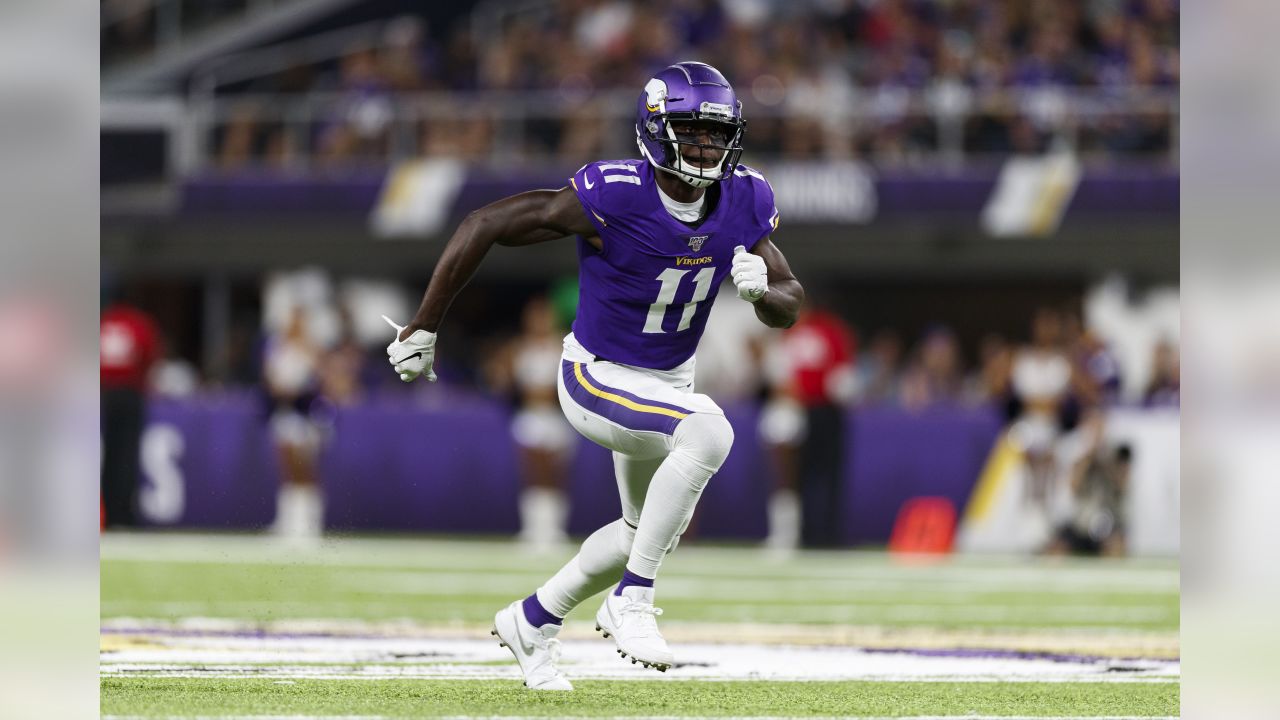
<box><xmin>670</xmin><ymin>120</ymin><xmax>730</xmax><ymax>168</ymax></box>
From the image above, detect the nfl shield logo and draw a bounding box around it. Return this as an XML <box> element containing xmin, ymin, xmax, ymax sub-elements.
<box><xmin>687</xmin><ymin>235</ymin><xmax>709</xmax><ymax>251</ymax></box>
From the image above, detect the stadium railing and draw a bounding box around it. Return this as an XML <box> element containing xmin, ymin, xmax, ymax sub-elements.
<box><xmin>104</xmin><ymin>85</ymin><xmax>1179</xmax><ymax>180</ymax></box>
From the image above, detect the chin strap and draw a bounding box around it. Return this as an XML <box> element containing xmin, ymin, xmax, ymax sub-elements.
<box><xmin>637</xmin><ymin>127</ymin><xmax>725</xmax><ymax>189</ymax></box>
<box><xmin>677</xmin><ymin>172</ymin><xmax>717</xmax><ymax>189</ymax></box>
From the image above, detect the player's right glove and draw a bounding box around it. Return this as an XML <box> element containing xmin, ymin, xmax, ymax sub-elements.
<box><xmin>382</xmin><ymin>315</ymin><xmax>437</xmax><ymax>383</ymax></box>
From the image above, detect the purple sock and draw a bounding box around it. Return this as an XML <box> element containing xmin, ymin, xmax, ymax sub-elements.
<box><xmin>521</xmin><ymin>593</ymin><xmax>562</xmax><ymax>627</ymax></box>
<box><xmin>614</xmin><ymin>568</ymin><xmax>655</xmax><ymax>595</ymax></box>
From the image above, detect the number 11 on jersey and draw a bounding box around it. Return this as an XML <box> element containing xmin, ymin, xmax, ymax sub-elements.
<box><xmin>643</xmin><ymin>267</ymin><xmax>716</xmax><ymax>334</ymax></box>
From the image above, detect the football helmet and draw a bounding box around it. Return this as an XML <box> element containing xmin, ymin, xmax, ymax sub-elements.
<box><xmin>636</xmin><ymin>61</ymin><xmax>746</xmax><ymax>189</ymax></box>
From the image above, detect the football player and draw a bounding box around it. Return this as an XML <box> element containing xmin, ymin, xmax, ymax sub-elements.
<box><xmin>386</xmin><ymin>61</ymin><xmax>804</xmax><ymax>689</ymax></box>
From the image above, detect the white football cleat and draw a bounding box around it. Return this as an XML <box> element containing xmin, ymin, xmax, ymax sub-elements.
<box><xmin>595</xmin><ymin>585</ymin><xmax>674</xmax><ymax>671</ymax></box>
<box><xmin>491</xmin><ymin>601</ymin><xmax>573</xmax><ymax>690</ymax></box>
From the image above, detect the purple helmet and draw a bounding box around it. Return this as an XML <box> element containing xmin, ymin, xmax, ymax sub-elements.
<box><xmin>636</xmin><ymin>61</ymin><xmax>746</xmax><ymax>189</ymax></box>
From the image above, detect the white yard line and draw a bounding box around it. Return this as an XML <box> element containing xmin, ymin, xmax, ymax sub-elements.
<box><xmin>100</xmin><ymin>627</ymin><xmax>1179</xmax><ymax>684</ymax></box>
<box><xmin>100</xmin><ymin>599</ymin><xmax>1176</xmax><ymax>626</ymax></box>
<box><xmin>101</xmin><ymin>617</ymin><xmax>1181</xmax><ymax>658</ymax></box>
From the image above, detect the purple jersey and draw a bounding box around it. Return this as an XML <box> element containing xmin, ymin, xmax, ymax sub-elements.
<box><xmin>569</xmin><ymin>159</ymin><xmax>779</xmax><ymax>370</ymax></box>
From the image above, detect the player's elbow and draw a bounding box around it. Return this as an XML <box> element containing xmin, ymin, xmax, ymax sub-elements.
<box><xmin>460</xmin><ymin>207</ymin><xmax>492</xmax><ymax>234</ymax></box>
<box><xmin>456</xmin><ymin>207</ymin><xmax>502</xmax><ymax>247</ymax></box>
<box><xmin>769</xmin><ymin>283</ymin><xmax>804</xmax><ymax>328</ymax></box>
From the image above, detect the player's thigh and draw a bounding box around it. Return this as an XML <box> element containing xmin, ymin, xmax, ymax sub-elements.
<box><xmin>558</xmin><ymin>368</ymin><xmax>660</xmax><ymax>456</ymax></box>
<box><xmin>557</xmin><ymin>358</ymin><xmax>706</xmax><ymax>456</ymax></box>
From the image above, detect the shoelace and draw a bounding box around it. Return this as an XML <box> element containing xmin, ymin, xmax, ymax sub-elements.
<box><xmin>621</xmin><ymin>601</ymin><xmax>665</xmax><ymax>637</ymax></box>
<box><xmin>544</xmin><ymin>637</ymin><xmax>563</xmax><ymax>665</ymax></box>
<box><xmin>529</xmin><ymin>635</ymin><xmax>564</xmax><ymax>679</ymax></box>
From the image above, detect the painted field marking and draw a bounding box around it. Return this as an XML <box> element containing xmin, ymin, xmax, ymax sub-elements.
<box><xmin>100</xmin><ymin>625</ymin><xmax>1180</xmax><ymax>684</ymax></box>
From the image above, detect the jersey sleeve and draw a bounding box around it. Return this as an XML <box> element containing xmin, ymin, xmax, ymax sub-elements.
<box><xmin>569</xmin><ymin>162</ymin><xmax>614</xmax><ymax>236</ymax></box>
<box><xmin>739</xmin><ymin>165</ymin><xmax>780</xmax><ymax>251</ymax></box>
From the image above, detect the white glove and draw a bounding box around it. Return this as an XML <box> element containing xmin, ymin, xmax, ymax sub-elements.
<box><xmin>731</xmin><ymin>245</ymin><xmax>769</xmax><ymax>302</ymax></box>
<box><xmin>383</xmin><ymin>315</ymin><xmax>437</xmax><ymax>383</ymax></box>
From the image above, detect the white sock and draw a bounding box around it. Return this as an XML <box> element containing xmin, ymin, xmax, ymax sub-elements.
<box><xmin>626</xmin><ymin>413</ymin><xmax>733</xmax><ymax>579</ymax></box>
<box><xmin>536</xmin><ymin>517</ymin><xmax>635</xmax><ymax>618</ymax></box>
<box><xmin>519</xmin><ymin>487</ymin><xmax>569</xmax><ymax>548</ymax></box>
<box><xmin>765</xmin><ymin>488</ymin><xmax>801</xmax><ymax>550</ymax></box>
<box><xmin>274</xmin><ymin>484</ymin><xmax>323</xmax><ymax>538</ymax></box>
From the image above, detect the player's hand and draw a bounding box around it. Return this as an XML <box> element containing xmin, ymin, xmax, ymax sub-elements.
<box><xmin>731</xmin><ymin>245</ymin><xmax>769</xmax><ymax>303</ymax></box>
<box><xmin>382</xmin><ymin>315</ymin><xmax>437</xmax><ymax>383</ymax></box>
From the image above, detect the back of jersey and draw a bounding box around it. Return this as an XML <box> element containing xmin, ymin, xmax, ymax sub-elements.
<box><xmin>569</xmin><ymin>160</ymin><xmax>779</xmax><ymax>371</ymax></box>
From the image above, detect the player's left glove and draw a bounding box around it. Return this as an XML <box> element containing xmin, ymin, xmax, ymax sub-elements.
<box><xmin>382</xmin><ymin>315</ymin><xmax>437</xmax><ymax>383</ymax></box>
<box><xmin>731</xmin><ymin>245</ymin><xmax>769</xmax><ymax>303</ymax></box>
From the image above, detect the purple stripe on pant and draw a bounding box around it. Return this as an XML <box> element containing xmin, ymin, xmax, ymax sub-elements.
<box><xmin>560</xmin><ymin>360</ymin><xmax>690</xmax><ymax>436</ymax></box>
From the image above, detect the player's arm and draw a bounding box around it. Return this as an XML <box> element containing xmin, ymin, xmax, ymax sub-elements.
<box><xmin>403</xmin><ymin>187</ymin><xmax>593</xmax><ymax>336</ymax></box>
<box><xmin>735</xmin><ymin>237</ymin><xmax>804</xmax><ymax>329</ymax></box>
<box><xmin>384</xmin><ymin>187</ymin><xmax>591</xmax><ymax>382</ymax></box>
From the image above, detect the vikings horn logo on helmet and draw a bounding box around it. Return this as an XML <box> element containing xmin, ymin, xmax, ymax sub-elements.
<box><xmin>644</xmin><ymin>79</ymin><xmax>667</xmax><ymax>113</ymax></box>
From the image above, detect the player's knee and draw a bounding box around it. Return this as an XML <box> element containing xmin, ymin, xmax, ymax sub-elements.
<box><xmin>673</xmin><ymin>412</ymin><xmax>734</xmax><ymax>471</ymax></box>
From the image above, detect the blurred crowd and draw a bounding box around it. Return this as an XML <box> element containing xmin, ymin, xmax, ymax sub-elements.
<box><xmin>104</xmin><ymin>0</ymin><xmax>1181</xmax><ymax>168</ymax></box>
<box><xmin>104</xmin><ymin>273</ymin><xmax>1178</xmax><ymax>552</ymax></box>
<box><xmin>124</xmin><ymin>278</ymin><xmax>1180</xmax><ymax>413</ymax></box>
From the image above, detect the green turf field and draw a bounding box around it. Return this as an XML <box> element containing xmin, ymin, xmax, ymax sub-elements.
<box><xmin>102</xmin><ymin>678</ymin><xmax>1178</xmax><ymax>718</ymax></box>
<box><xmin>101</xmin><ymin>533</ymin><xmax>1180</xmax><ymax>718</ymax></box>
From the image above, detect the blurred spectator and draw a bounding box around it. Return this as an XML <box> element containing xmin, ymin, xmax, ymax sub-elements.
<box><xmin>1009</xmin><ymin>307</ymin><xmax>1073</xmax><ymax>446</ymax></box>
<box><xmin>318</xmin><ymin>46</ymin><xmax>394</xmax><ymax>165</ymax></box>
<box><xmin>901</xmin><ymin>325</ymin><xmax>964</xmax><ymax>408</ymax></box>
<box><xmin>694</xmin><ymin>283</ymin><xmax>769</xmax><ymax>401</ymax></box>
<box><xmin>965</xmin><ymin>332</ymin><xmax>1013</xmax><ymax>405</ymax></box>
<box><xmin>1144</xmin><ymin>338</ymin><xmax>1180</xmax><ymax>408</ymax></box>
<box><xmin>557</xmin><ymin>99</ymin><xmax>609</xmax><ymax>164</ymax></box>
<box><xmin>318</xmin><ymin>310</ymin><xmax>367</xmax><ymax>407</ymax></box>
<box><xmin>758</xmin><ymin>350</ymin><xmax>805</xmax><ymax>554</ymax></box>
<box><xmin>1007</xmin><ymin>307</ymin><xmax>1074</xmax><ymax>515</ymax></box>
<box><xmin>1075</xmin><ymin>328</ymin><xmax>1124</xmax><ymax>406</ymax></box>
<box><xmin>379</xmin><ymin>16</ymin><xmax>437</xmax><ymax>92</ymax></box>
<box><xmin>1005</xmin><ymin>306</ymin><xmax>1123</xmax><ymax>548</ymax></box>
<box><xmin>486</xmin><ymin>296</ymin><xmax>575</xmax><ymax>553</ymax></box>
<box><xmin>780</xmin><ymin>301</ymin><xmax>856</xmax><ymax>548</ymax></box>
<box><xmin>101</xmin><ymin>0</ymin><xmax>155</xmax><ymax>62</ymax></box>
<box><xmin>149</xmin><ymin>338</ymin><xmax>200</xmax><ymax>398</ymax></box>
<box><xmin>757</xmin><ymin>321</ymin><xmax>804</xmax><ymax>554</ymax></box>
<box><xmin>217</xmin><ymin>102</ymin><xmax>261</xmax><ymax>170</ymax></box>
<box><xmin>101</xmin><ymin>297</ymin><xmax>162</xmax><ymax>528</ymax></box>
<box><xmin>855</xmin><ymin>328</ymin><xmax>905</xmax><ymax>405</ymax></box>
<box><xmin>263</xmin><ymin>306</ymin><xmax>325</xmax><ymax>541</ymax></box>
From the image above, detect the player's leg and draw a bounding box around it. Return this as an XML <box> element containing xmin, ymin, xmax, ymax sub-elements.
<box><xmin>525</xmin><ymin>361</ymin><xmax>688</xmax><ymax>623</ymax></box>
<box><xmin>492</xmin><ymin>364</ymin><xmax>670</xmax><ymax>690</ymax></box>
<box><xmin>621</xmin><ymin>410</ymin><xmax>732</xmax><ymax>584</ymax></box>
<box><xmin>595</xmin><ymin>410</ymin><xmax>732</xmax><ymax>670</ymax></box>
<box><xmin>533</xmin><ymin>452</ymin><xmax>661</xmax><ymax>618</ymax></box>
<box><xmin>559</xmin><ymin>359</ymin><xmax>734</xmax><ymax>669</ymax></box>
